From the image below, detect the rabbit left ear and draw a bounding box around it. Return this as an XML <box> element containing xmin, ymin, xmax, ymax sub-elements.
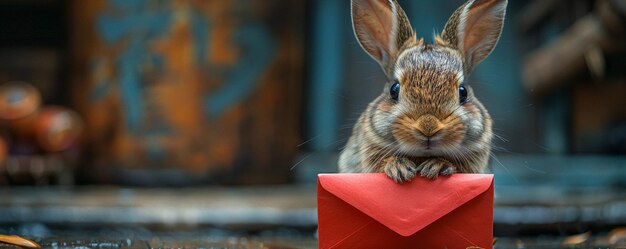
<box><xmin>440</xmin><ymin>0</ymin><xmax>507</xmax><ymax>73</ymax></box>
<box><xmin>352</xmin><ymin>0</ymin><xmax>415</xmax><ymax>75</ymax></box>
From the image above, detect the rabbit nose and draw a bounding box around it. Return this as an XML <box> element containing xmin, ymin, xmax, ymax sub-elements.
<box><xmin>414</xmin><ymin>114</ymin><xmax>443</xmax><ymax>137</ymax></box>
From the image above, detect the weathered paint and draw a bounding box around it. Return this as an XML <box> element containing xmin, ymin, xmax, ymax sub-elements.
<box><xmin>96</xmin><ymin>0</ymin><xmax>173</xmax><ymax>132</ymax></box>
<box><xmin>190</xmin><ymin>9</ymin><xmax>210</xmax><ymax>67</ymax></box>
<box><xmin>72</xmin><ymin>0</ymin><xmax>302</xmax><ymax>184</ymax></box>
<box><xmin>204</xmin><ymin>24</ymin><xmax>275</xmax><ymax>118</ymax></box>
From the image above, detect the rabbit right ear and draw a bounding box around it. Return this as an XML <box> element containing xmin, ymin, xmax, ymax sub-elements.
<box><xmin>352</xmin><ymin>0</ymin><xmax>415</xmax><ymax>75</ymax></box>
<box><xmin>440</xmin><ymin>0</ymin><xmax>507</xmax><ymax>73</ymax></box>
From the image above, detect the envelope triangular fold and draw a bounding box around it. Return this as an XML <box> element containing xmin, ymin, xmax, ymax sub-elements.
<box><xmin>318</xmin><ymin>173</ymin><xmax>494</xmax><ymax>236</ymax></box>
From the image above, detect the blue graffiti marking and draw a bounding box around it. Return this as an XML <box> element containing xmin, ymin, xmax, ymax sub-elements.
<box><xmin>190</xmin><ymin>9</ymin><xmax>211</xmax><ymax>66</ymax></box>
<box><xmin>110</xmin><ymin>0</ymin><xmax>150</xmax><ymax>10</ymax></box>
<box><xmin>204</xmin><ymin>24</ymin><xmax>276</xmax><ymax>118</ymax></box>
<box><xmin>117</xmin><ymin>39</ymin><xmax>145</xmax><ymax>132</ymax></box>
<box><xmin>96</xmin><ymin>0</ymin><xmax>172</xmax><ymax>132</ymax></box>
<box><xmin>95</xmin><ymin>1</ymin><xmax>276</xmax><ymax>128</ymax></box>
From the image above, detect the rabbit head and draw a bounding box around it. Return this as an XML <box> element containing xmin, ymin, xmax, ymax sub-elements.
<box><xmin>350</xmin><ymin>0</ymin><xmax>506</xmax><ymax>161</ymax></box>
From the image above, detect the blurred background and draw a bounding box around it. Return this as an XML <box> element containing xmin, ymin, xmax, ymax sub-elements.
<box><xmin>0</xmin><ymin>0</ymin><xmax>625</xmax><ymax>248</ymax></box>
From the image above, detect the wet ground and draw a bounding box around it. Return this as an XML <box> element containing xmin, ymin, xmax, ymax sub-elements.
<box><xmin>0</xmin><ymin>223</ymin><xmax>320</xmax><ymax>248</ymax></box>
<box><xmin>1</xmin><ymin>235</ymin><xmax>318</xmax><ymax>248</ymax></box>
<box><xmin>1</xmin><ymin>227</ymin><xmax>626</xmax><ymax>249</ymax></box>
<box><xmin>1</xmin><ymin>161</ymin><xmax>626</xmax><ymax>249</ymax></box>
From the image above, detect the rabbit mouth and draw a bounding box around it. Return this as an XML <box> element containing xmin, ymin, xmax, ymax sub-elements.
<box><xmin>424</xmin><ymin>137</ymin><xmax>439</xmax><ymax>148</ymax></box>
<box><xmin>396</xmin><ymin>141</ymin><xmax>448</xmax><ymax>157</ymax></box>
<box><xmin>393</xmin><ymin>130</ymin><xmax>443</xmax><ymax>150</ymax></box>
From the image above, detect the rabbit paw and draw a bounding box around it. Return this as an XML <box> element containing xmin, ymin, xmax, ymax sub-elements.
<box><xmin>417</xmin><ymin>158</ymin><xmax>456</xmax><ymax>179</ymax></box>
<box><xmin>383</xmin><ymin>156</ymin><xmax>419</xmax><ymax>183</ymax></box>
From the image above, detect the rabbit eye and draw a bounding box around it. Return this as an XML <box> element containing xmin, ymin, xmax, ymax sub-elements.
<box><xmin>390</xmin><ymin>82</ymin><xmax>400</xmax><ymax>101</ymax></box>
<box><xmin>459</xmin><ymin>85</ymin><xmax>468</xmax><ymax>104</ymax></box>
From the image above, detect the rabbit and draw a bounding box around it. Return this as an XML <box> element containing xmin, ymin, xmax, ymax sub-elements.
<box><xmin>339</xmin><ymin>0</ymin><xmax>507</xmax><ymax>183</ymax></box>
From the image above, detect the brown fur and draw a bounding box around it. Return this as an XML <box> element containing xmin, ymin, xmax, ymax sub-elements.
<box><xmin>341</xmin><ymin>0</ymin><xmax>507</xmax><ymax>182</ymax></box>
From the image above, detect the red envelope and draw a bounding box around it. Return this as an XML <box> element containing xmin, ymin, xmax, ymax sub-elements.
<box><xmin>317</xmin><ymin>173</ymin><xmax>494</xmax><ymax>249</ymax></box>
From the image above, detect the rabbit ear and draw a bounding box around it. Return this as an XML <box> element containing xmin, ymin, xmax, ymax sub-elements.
<box><xmin>352</xmin><ymin>0</ymin><xmax>415</xmax><ymax>74</ymax></box>
<box><xmin>440</xmin><ymin>0</ymin><xmax>507</xmax><ymax>72</ymax></box>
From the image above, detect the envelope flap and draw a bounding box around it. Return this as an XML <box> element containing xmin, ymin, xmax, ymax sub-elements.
<box><xmin>318</xmin><ymin>173</ymin><xmax>494</xmax><ymax>236</ymax></box>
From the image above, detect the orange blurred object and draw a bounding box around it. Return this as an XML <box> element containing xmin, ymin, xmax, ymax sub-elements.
<box><xmin>33</xmin><ymin>106</ymin><xmax>83</xmax><ymax>152</ymax></box>
<box><xmin>0</xmin><ymin>81</ymin><xmax>41</xmax><ymax>120</ymax></box>
<box><xmin>0</xmin><ymin>81</ymin><xmax>42</xmax><ymax>138</ymax></box>
<box><xmin>0</xmin><ymin>136</ymin><xmax>6</xmax><ymax>167</ymax></box>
